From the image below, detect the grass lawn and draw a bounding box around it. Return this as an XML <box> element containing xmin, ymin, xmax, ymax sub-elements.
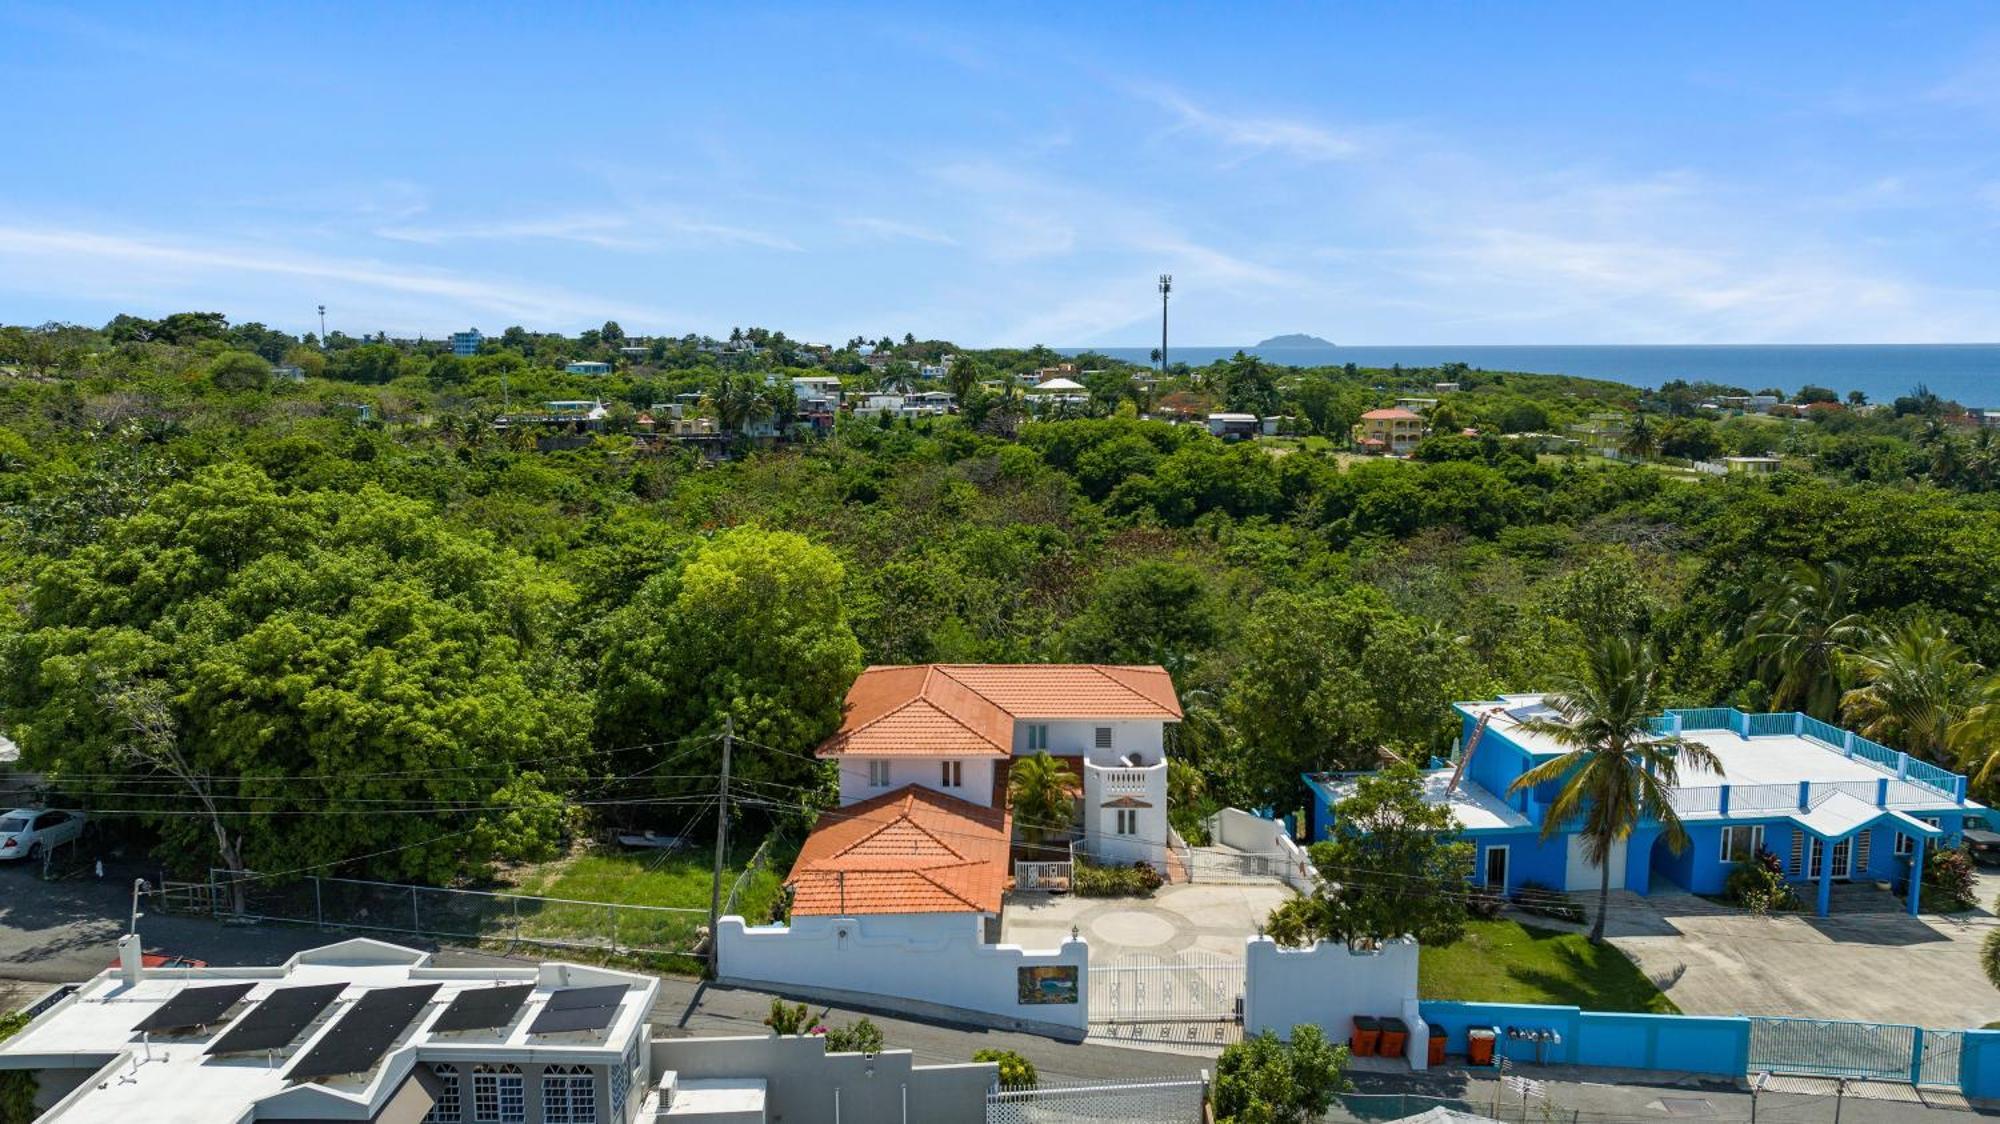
<box><xmin>500</xmin><ymin>837</ymin><xmax>793</xmax><ymax>952</ymax></box>
<box><xmin>1419</xmin><ymin>920</ymin><xmax>1678</xmax><ymax>1014</ymax></box>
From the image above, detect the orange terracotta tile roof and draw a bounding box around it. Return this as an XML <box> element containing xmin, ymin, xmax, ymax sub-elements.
<box><xmin>817</xmin><ymin>664</ymin><xmax>1181</xmax><ymax>759</ymax></box>
<box><xmin>786</xmin><ymin>786</ymin><xmax>1010</xmax><ymax>915</ymax></box>
<box><xmin>1361</xmin><ymin>407</ymin><xmax>1422</xmax><ymax>420</ymax></box>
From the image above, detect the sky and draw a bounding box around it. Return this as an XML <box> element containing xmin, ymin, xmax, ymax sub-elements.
<box><xmin>4</xmin><ymin>2</ymin><xmax>2000</xmax><ymax>347</ymax></box>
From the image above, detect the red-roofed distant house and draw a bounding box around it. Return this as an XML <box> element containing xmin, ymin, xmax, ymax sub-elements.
<box><xmin>1355</xmin><ymin>406</ymin><xmax>1426</xmax><ymax>455</ymax></box>
<box><xmin>789</xmin><ymin>664</ymin><xmax>1184</xmax><ymax>918</ymax></box>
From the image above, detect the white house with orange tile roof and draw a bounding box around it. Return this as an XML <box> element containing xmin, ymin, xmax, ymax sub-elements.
<box><xmin>805</xmin><ymin>664</ymin><xmax>1184</xmax><ymax>898</ymax></box>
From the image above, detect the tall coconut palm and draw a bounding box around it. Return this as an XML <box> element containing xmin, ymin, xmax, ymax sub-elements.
<box><xmin>1621</xmin><ymin>414</ymin><xmax>1658</xmax><ymax>459</ymax></box>
<box><xmin>1509</xmin><ymin>634</ymin><xmax>1720</xmax><ymax>943</ymax></box>
<box><xmin>1740</xmin><ymin>562</ymin><xmax>1876</xmax><ymax>720</ymax></box>
<box><xmin>1841</xmin><ymin>614</ymin><xmax>1985</xmax><ymax>765</ymax></box>
<box><xmin>1007</xmin><ymin>752</ymin><xmax>1078</xmax><ymax>851</ymax></box>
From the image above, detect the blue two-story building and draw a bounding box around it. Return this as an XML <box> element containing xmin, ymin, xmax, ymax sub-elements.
<box><xmin>1303</xmin><ymin>696</ymin><xmax>1985</xmax><ymax>917</ymax></box>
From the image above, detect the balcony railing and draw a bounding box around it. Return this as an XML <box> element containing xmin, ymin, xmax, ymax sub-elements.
<box><xmin>1667</xmin><ymin>776</ymin><xmax>1961</xmax><ymax>817</ymax></box>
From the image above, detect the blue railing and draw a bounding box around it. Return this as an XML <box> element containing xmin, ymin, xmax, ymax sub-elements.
<box><xmin>1798</xmin><ymin>714</ymin><xmax>1847</xmax><ymax>750</ymax></box>
<box><xmin>1746</xmin><ymin>712</ymin><xmax>1798</xmax><ymax>737</ymax></box>
<box><xmin>1907</xmin><ymin>757</ymin><xmax>1959</xmax><ymax>794</ymax></box>
<box><xmin>1850</xmin><ymin>734</ymin><xmax>1901</xmax><ymax>771</ymax></box>
<box><xmin>1670</xmin><ymin>708</ymin><xmax>1738</xmax><ymax>732</ymax></box>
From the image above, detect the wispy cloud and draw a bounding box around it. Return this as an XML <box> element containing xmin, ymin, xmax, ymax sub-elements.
<box><xmin>374</xmin><ymin>208</ymin><xmax>801</xmax><ymax>252</ymax></box>
<box><xmin>1130</xmin><ymin>83</ymin><xmax>1359</xmax><ymax>162</ymax></box>
<box><xmin>839</xmin><ymin>216</ymin><xmax>957</xmax><ymax>246</ymax></box>
<box><xmin>0</xmin><ymin>223</ymin><xmax>669</xmax><ymax>328</ymax></box>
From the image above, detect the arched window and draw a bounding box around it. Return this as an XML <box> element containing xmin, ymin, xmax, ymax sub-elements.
<box><xmin>423</xmin><ymin>1063</ymin><xmax>461</xmax><ymax>1122</ymax></box>
<box><xmin>472</xmin><ymin>1063</ymin><xmax>524</xmax><ymax>1123</ymax></box>
<box><xmin>541</xmin><ymin>1063</ymin><xmax>596</xmax><ymax>1124</ymax></box>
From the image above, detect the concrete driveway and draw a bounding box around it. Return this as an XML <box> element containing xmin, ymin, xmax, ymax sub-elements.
<box><xmin>999</xmin><ymin>881</ymin><xmax>1295</xmax><ymax>961</ymax></box>
<box><xmin>1602</xmin><ymin>873</ymin><xmax>2000</xmax><ymax>1028</ymax></box>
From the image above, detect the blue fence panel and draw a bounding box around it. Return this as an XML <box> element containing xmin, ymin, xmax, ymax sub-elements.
<box><xmin>1671</xmin><ymin>708</ymin><xmax>1738</xmax><ymax>732</ymax></box>
<box><xmin>1961</xmin><ymin>1030</ymin><xmax>2000</xmax><ymax>1099</ymax></box>
<box><xmin>1577</xmin><ymin>1012</ymin><xmax>1751</xmax><ymax>1077</ymax></box>
<box><xmin>1850</xmin><ymin>735</ymin><xmax>1901</xmax><ymax>771</ymax></box>
<box><xmin>1746</xmin><ymin>712</ymin><xmax>1798</xmax><ymax>738</ymax></box>
<box><xmin>1419</xmin><ymin>1002</ymin><xmax>1581</xmax><ymax>1066</ymax></box>
<box><xmin>1904</xmin><ymin>757</ymin><xmax>1960</xmax><ymax>797</ymax></box>
<box><xmin>1798</xmin><ymin>715</ymin><xmax>1847</xmax><ymax>750</ymax></box>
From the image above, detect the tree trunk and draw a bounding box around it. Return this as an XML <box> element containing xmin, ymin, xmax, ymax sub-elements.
<box><xmin>1592</xmin><ymin>851</ymin><xmax>1612</xmax><ymax>944</ymax></box>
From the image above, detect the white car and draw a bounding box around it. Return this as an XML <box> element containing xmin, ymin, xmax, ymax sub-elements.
<box><xmin>0</xmin><ymin>808</ymin><xmax>86</xmax><ymax>861</ymax></box>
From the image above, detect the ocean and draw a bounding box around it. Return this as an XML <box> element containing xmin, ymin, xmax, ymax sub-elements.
<box><xmin>1064</xmin><ymin>344</ymin><xmax>2000</xmax><ymax>409</ymax></box>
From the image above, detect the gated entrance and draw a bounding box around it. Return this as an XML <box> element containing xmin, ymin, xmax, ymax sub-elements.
<box><xmin>1088</xmin><ymin>953</ymin><xmax>1244</xmax><ymax>1049</ymax></box>
<box><xmin>1748</xmin><ymin>1015</ymin><xmax>1963</xmax><ymax>1087</ymax></box>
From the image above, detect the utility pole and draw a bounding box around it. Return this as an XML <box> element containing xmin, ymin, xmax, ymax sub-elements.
<box><xmin>1157</xmin><ymin>274</ymin><xmax>1172</xmax><ymax>373</ymax></box>
<box><xmin>707</xmin><ymin>715</ymin><xmax>733</xmax><ymax>975</ymax></box>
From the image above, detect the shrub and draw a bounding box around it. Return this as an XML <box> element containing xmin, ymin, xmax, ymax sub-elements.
<box><xmin>1925</xmin><ymin>847</ymin><xmax>1979</xmax><ymax>910</ymax></box>
<box><xmin>762</xmin><ymin>999</ymin><xmax>810</xmax><ymax>1037</ymax></box>
<box><xmin>1725</xmin><ymin>847</ymin><xmax>1799</xmax><ymax>915</ymax></box>
<box><xmin>820</xmin><ymin>1017</ymin><xmax>885</xmax><ymax>1054</ymax></box>
<box><xmin>1512</xmin><ymin>880</ymin><xmax>1586</xmax><ymax>924</ymax></box>
<box><xmin>1072</xmin><ymin>859</ymin><xmax>1164</xmax><ymax>897</ymax></box>
<box><xmin>974</xmin><ymin>1048</ymin><xmax>1038</xmax><ymax>1088</ymax></box>
<box><xmin>1215</xmin><ymin>1026</ymin><xmax>1350</xmax><ymax>1124</ymax></box>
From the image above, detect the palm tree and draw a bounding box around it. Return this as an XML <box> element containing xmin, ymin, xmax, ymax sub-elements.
<box><xmin>1509</xmin><ymin>634</ymin><xmax>1720</xmax><ymax>943</ymax></box>
<box><xmin>1740</xmin><ymin>562</ymin><xmax>1876</xmax><ymax>720</ymax></box>
<box><xmin>1007</xmin><ymin>752</ymin><xmax>1078</xmax><ymax>851</ymax></box>
<box><xmin>1621</xmin><ymin>414</ymin><xmax>1658</xmax><ymax>460</ymax></box>
<box><xmin>1841</xmin><ymin>614</ymin><xmax>1985</xmax><ymax>764</ymax></box>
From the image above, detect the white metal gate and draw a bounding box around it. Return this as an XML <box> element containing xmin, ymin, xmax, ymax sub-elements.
<box><xmin>1088</xmin><ymin>953</ymin><xmax>1243</xmax><ymax>1048</ymax></box>
<box><xmin>987</xmin><ymin>1078</ymin><xmax>1207</xmax><ymax>1124</ymax></box>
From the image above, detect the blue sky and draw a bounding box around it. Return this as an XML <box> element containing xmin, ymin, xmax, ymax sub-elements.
<box><xmin>4</xmin><ymin>2</ymin><xmax>2000</xmax><ymax>346</ymax></box>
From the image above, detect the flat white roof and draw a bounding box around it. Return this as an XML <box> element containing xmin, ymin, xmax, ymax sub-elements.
<box><xmin>1321</xmin><ymin>769</ymin><xmax>1529</xmax><ymax>833</ymax></box>
<box><xmin>0</xmin><ymin>939</ymin><xmax>656</xmax><ymax>1124</ymax></box>
<box><xmin>664</xmin><ymin>1075</ymin><xmax>769</xmax><ymax>1115</ymax></box>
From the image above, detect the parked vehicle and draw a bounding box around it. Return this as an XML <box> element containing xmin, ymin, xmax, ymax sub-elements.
<box><xmin>0</xmin><ymin>808</ymin><xmax>86</xmax><ymax>861</ymax></box>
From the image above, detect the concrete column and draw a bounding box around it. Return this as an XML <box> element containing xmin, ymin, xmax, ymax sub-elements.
<box><xmin>1908</xmin><ymin>834</ymin><xmax>1926</xmax><ymax>917</ymax></box>
<box><xmin>1816</xmin><ymin>837</ymin><xmax>1834</xmax><ymax>917</ymax></box>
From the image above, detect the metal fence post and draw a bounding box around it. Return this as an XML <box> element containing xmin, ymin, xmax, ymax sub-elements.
<box><xmin>511</xmin><ymin>895</ymin><xmax>521</xmax><ymax>944</ymax></box>
<box><xmin>314</xmin><ymin>877</ymin><xmax>323</xmax><ymax>930</ymax></box>
<box><xmin>607</xmin><ymin>904</ymin><xmax>618</xmax><ymax>952</ymax></box>
<box><xmin>412</xmin><ymin>884</ymin><xmax>421</xmax><ymax>934</ymax></box>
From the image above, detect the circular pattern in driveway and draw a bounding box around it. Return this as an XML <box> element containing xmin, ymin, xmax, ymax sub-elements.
<box><xmin>1091</xmin><ymin>909</ymin><xmax>1179</xmax><ymax>948</ymax></box>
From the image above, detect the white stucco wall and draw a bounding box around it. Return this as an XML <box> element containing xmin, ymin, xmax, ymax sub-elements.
<box><xmin>715</xmin><ymin>914</ymin><xmax>1090</xmax><ymax>1033</ymax></box>
<box><xmin>1011</xmin><ymin>719</ymin><xmax>1167</xmax><ymax>766</ymax></box>
<box><xmin>1210</xmin><ymin>808</ymin><xmax>1321</xmax><ymax>894</ymax></box>
<box><xmin>834</xmin><ymin>757</ymin><xmax>997</xmax><ymax>807</ymax></box>
<box><xmin>1243</xmin><ymin>936</ymin><xmax>1428</xmax><ymax>1069</ymax></box>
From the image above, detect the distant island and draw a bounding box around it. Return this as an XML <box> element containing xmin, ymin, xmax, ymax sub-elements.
<box><xmin>1255</xmin><ymin>333</ymin><xmax>1335</xmax><ymax>349</ymax></box>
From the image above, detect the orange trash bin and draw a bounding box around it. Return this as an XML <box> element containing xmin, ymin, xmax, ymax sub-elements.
<box><xmin>1379</xmin><ymin>1017</ymin><xmax>1409</xmax><ymax>1058</ymax></box>
<box><xmin>1467</xmin><ymin>1027</ymin><xmax>1497</xmax><ymax>1066</ymax></box>
<box><xmin>1428</xmin><ymin>1026</ymin><xmax>1447</xmax><ymax>1065</ymax></box>
<box><xmin>1351</xmin><ymin>1015</ymin><xmax>1381</xmax><ymax>1056</ymax></box>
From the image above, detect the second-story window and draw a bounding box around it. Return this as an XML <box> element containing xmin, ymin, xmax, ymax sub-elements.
<box><xmin>1027</xmin><ymin>724</ymin><xmax>1048</xmax><ymax>751</ymax></box>
<box><xmin>941</xmin><ymin>760</ymin><xmax>962</xmax><ymax>788</ymax></box>
<box><xmin>869</xmin><ymin>760</ymin><xmax>891</xmax><ymax>787</ymax></box>
<box><xmin>1116</xmin><ymin>809</ymin><xmax>1137</xmax><ymax>835</ymax></box>
<box><xmin>1094</xmin><ymin>727</ymin><xmax>1113</xmax><ymax>750</ymax></box>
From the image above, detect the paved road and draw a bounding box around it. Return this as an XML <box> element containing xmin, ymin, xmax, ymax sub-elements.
<box><xmin>4</xmin><ymin>857</ymin><xmax>1996</xmax><ymax>1118</ymax></box>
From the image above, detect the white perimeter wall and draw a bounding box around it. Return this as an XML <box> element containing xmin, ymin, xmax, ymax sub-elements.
<box><xmin>715</xmin><ymin>914</ymin><xmax>1089</xmax><ymax>1033</ymax></box>
<box><xmin>1243</xmin><ymin>936</ymin><xmax>1429</xmax><ymax>1069</ymax></box>
<box><xmin>1210</xmin><ymin>808</ymin><xmax>1321</xmax><ymax>894</ymax></box>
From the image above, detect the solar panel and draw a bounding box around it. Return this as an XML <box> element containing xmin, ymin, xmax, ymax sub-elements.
<box><xmin>132</xmin><ymin>983</ymin><xmax>257</xmax><ymax>1034</ymax></box>
<box><xmin>206</xmin><ymin>983</ymin><xmax>348</xmax><ymax>1055</ymax></box>
<box><xmin>287</xmin><ymin>983</ymin><xmax>441</xmax><ymax>1081</ymax></box>
<box><xmin>527</xmin><ymin>984</ymin><xmax>629</xmax><ymax>1034</ymax></box>
<box><xmin>545</xmin><ymin>983</ymin><xmax>628</xmax><ymax>1011</ymax></box>
<box><xmin>429</xmin><ymin>983</ymin><xmax>534</xmax><ymax>1033</ymax></box>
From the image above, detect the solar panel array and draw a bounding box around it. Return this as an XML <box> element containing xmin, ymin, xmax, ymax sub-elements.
<box><xmin>206</xmin><ymin>983</ymin><xmax>347</xmax><ymax>1055</ymax></box>
<box><xmin>132</xmin><ymin>983</ymin><xmax>256</xmax><ymax>1034</ymax></box>
<box><xmin>287</xmin><ymin>983</ymin><xmax>441</xmax><ymax>1081</ymax></box>
<box><xmin>429</xmin><ymin>983</ymin><xmax>534</xmax><ymax>1033</ymax></box>
<box><xmin>527</xmin><ymin>983</ymin><xmax>629</xmax><ymax>1034</ymax></box>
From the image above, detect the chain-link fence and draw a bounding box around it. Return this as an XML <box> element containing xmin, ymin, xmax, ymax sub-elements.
<box><xmin>722</xmin><ymin>833</ymin><xmax>786</xmax><ymax>922</ymax></box>
<box><xmin>208</xmin><ymin>869</ymin><xmax>706</xmax><ymax>955</ymax></box>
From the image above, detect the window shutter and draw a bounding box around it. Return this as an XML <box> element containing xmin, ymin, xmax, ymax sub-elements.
<box><xmin>1854</xmin><ymin>830</ymin><xmax>1871</xmax><ymax>875</ymax></box>
<box><xmin>1788</xmin><ymin>831</ymin><xmax>1804</xmax><ymax>877</ymax></box>
<box><xmin>1095</xmin><ymin>727</ymin><xmax>1113</xmax><ymax>749</ymax></box>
